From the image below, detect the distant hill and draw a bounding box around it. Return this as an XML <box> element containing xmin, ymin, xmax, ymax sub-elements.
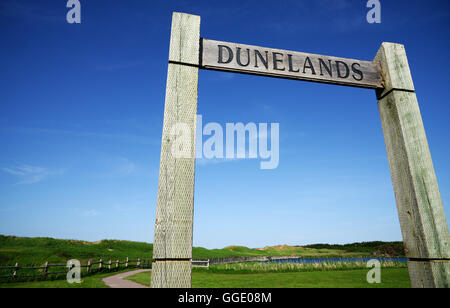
<box><xmin>0</xmin><ymin>235</ymin><xmax>404</xmax><ymax>266</ymax></box>
<box><xmin>0</xmin><ymin>235</ymin><xmax>153</xmax><ymax>266</ymax></box>
<box><xmin>302</xmin><ymin>241</ymin><xmax>405</xmax><ymax>256</ymax></box>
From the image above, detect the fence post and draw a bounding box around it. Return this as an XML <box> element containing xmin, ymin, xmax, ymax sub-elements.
<box><xmin>125</xmin><ymin>257</ymin><xmax>129</xmax><ymax>268</ymax></box>
<box><xmin>151</xmin><ymin>12</ymin><xmax>200</xmax><ymax>289</ymax></box>
<box><xmin>116</xmin><ymin>260</ymin><xmax>119</xmax><ymax>269</ymax></box>
<box><xmin>13</xmin><ymin>262</ymin><xmax>18</xmax><ymax>279</ymax></box>
<box><xmin>99</xmin><ymin>259</ymin><xmax>103</xmax><ymax>271</ymax></box>
<box><xmin>207</xmin><ymin>259</ymin><xmax>210</xmax><ymax>269</ymax></box>
<box><xmin>108</xmin><ymin>260</ymin><xmax>112</xmax><ymax>270</ymax></box>
<box><xmin>87</xmin><ymin>260</ymin><xmax>91</xmax><ymax>274</ymax></box>
<box><xmin>137</xmin><ymin>258</ymin><xmax>141</xmax><ymax>268</ymax></box>
<box><xmin>44</xmin><ymin>261</ymin><xmax>49</xmax><ymax>278</ymax></box>
<box><xmin>375</xmin><ymin>43</ymin><xmax>450</xmax><ymax>288</ymax></box>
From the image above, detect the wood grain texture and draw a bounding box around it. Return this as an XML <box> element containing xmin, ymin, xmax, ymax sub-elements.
<box><xmin>379</xmin><ymin>91</ymin><xmax>449</xmax><ymax>259</ymax></box>
<box><xmin>169</xmin><ymin>12</ymin><xmax>200</xmax><ymax>65</ymax></box>
<box><xmin>202</xmin><ymin>38</ymin><xmax>382</xmax><ymax>89</ymax></box>
<box><xmin>374</xmin><ymin>42</ymin><xmax>415</xmax><ymax>98</ymax></box>
<box><xmin>151</xmin><ymin>261</ymin><xmax>192</xmax><ymax>288</ymax></box>
<box><xmin>152</xmin><ymin>63</ymin><xmax>198</xmax><ymax>260</ymax></box>
<box><xmin>376</xmin><ymin>43</ymin><xmax>449</xmax><ymax>288</ymax></box>
<box><xmin>407</xmin><ymin>261</ymin><xmax>450</xmax><ymax>288</ymax></box>
<box><xmin>151</xmin><ymin>12</ymin><xmax>200</xmax><ymax>289</ymax></box>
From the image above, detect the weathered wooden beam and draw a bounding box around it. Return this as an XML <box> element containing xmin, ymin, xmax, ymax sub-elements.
<box><xmin>375</xmin><ymin>42</ymin><xmax>450</xmax><ymax>288</ymax></box>
<box><xmin>201</xmin><ymin>38</ymin><xmax>383</xmax><ymax>89</ymax></box>
<box><xmin>152</xmin><ymin>260</ymin><xmax>192</xmax><ymax>288</ymax></box>
<box><xmin>151</xmin><ymin>12</ymin><xmax>200</xmax><ymax>288</ymax></box>
<box><xmin>374</xmin><ymin>43</ymin><xmax>415</xmax><ymax>99</ymax></box>
<box><xmin>407</xmin><ymin>260</ymin><xmax>450</xmax><ymax>288</ymax></box>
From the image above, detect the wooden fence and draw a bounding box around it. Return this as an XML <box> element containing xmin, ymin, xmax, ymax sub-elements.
<box><xmin>208</xmin><ymin>256</ymin><xmax>306</xmax><ymax>265</ymax></box>
<box><xmin>0</xmin><ymin>258</ymin><xmax>215</xmax><ymax>281</ymax></box>
<box><xmin>191</xmin><ymin>259</ymin><xmax>210</xmax><ymax>268</ymax></box>
<box><xmin>0</xmin><ymin>257</ymin><xmax>152</xmax><ymax>281</ymax></box>
<box><xmin>0</xmin><ymin>256</ymin><xmax>302</xmax><ymax>281</ymax></box>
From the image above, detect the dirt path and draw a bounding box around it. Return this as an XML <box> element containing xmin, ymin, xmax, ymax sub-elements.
<box><xmin>102</xmin><ymin>269</ymin><xmax>150</xmax><ymax>288</ymax></box>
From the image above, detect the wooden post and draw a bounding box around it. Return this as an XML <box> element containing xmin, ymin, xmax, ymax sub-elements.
<box><xmin>44</xmin><ymin>261</ymin><xmax>49</xmax><ymax>278</ymax></box>
<box><xmin>125</xmin><ymin>257</ymin><xmax>129</xmax><ymax>268</ymax></box>
<box><xmin>108</xmin><ymin>260</ymin><xmax>111</xmax><ymax>270</ymax></box>
<box><xmin>87</xmin><ymin>260</ymin><xmax>91</xmax><ymax>274</ymax></box>
<box><xmin>375</xmin><ymin>43</ymin><xmax>450</xmax><ymax>288</ymax></box>
<box><xmin>116</xmin><ymin>260</ymin><xmax>119</xmax><ymax>269</ymax></box>
<box><xmin>151</xmin><ymin>12</ymin><xmax>200</xmax><ymax>288</ymax></box>
<box><xmin>137</xmin><ymin>258</ymin><xmax>141</xmax><ymax>267</ymax></box>
<box><xmin>13</xmin><ymin>263</ymin><xmax>18</xmax><ymax>279</ymax></box>
<box><xmin>99</xmin><ymin>259</ymin><xmax>103</xmax><ymax>271</ymax></box>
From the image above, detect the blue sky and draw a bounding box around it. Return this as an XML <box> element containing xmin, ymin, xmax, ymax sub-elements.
<box><xmin>0</xmin><ymin>0</ymin><xmax>449</xmax><ymax>249</ymax></box>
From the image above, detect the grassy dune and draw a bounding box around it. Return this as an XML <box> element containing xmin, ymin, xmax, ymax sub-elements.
<box><xmin>191</xmin><ymin>245</ymin><xmax>358</xmax><ymax>259</ymax></box>
<box><xmin>0</xmin><ymin>235</ymin><xmax>153</xmax><ymax>266</ymax></box>
<box><xmin>0</xmin><ymin>235</ymin><xmax>409</xmax><ymax>288</ymax></box>
<box><xmin>0</xmin><ymin>235</ymin><xmax>388</xmax><ymax>267</ymax></box>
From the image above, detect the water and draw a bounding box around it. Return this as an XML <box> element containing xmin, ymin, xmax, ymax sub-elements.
<box><xmin>266</xmin><ymin>257</ymin><xmax>408</xmax><ymax>264</ymax></box>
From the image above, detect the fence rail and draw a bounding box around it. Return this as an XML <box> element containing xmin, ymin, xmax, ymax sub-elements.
<box><xmin>208</xmin><ymin>256</ymin><xmax>409</xmax><ymax>265</ymax></box>
<box><xmin>209</xmin><ymin>256</ymin><xmax>275</xmax><ymax>265</ymax></box>
<box><xmin>0</xmin><ymin>257</ymin><xmax>152</xmax><ymax>280</ymax></box>
<box><xmin>191</xmin><ymin>259</ymin><xmax>210</xmax><ymax>268</ymax></box>
<box><xmin>2</xmin><ymin>256</ymin><xmax>336</xmax><ymax>281</ymax></box>
<box><xmin>0</xmin><ymin>257</ymin><xmax>212</xmax><ymax>281</ymax></box>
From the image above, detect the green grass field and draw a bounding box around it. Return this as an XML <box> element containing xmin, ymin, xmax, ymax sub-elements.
<box><xmin>0</xmin><ymin>267</ymin><xmax>411</xmax><ymax>288</ymax></box>
<box><xmin>126</xmin><ymin>268</ymin><xmax>411</xmax><ymax>288</ymax></box>
<box><xmin>0</xmin><ymin>235</ymin><xmax>409</xmax><ymax>288</ymax></box>
<box><xmin>0</xmin><ymin>270</ymin><xmax>126</xmax><ymax>288</ymax></box>
<box><xmin>1</xmin><ymin>235</ymin><xmax>396</xmax><ymax>268</ymax></box>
